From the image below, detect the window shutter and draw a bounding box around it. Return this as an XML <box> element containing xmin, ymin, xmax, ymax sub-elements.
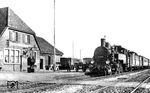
<box><xmin>22</xmin><ymin>34</ymin><xmax>25</xmax><ymax>43</ymax></box>
<box><xmin>9</xmin><ymin>31</ymin><xmax>12</xmax><ymax>41</ymax></box>
<box><xmin>12</xmin><ymin>31</ymin><xmax>15</xmax><ymax>41</ymax></box>
<box><xmin>18</xmin><ymin>32</ymin><xmax>21</xmax><ymax>42</ymax></box>
<box><xmin>27</xmin><ymin>35</ymin><xmax>30</xmax><ymax>44</ymax></box>
<box><xmin>16</xmin><ymin>32</ymin><xmax>18</xmax><ymax>42</ymax></box>
<box><xmin>25</xmin><ymin>35</ymin><xmax>27</xmax><ymax>43</ymax></box>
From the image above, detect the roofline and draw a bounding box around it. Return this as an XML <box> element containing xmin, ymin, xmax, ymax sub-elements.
<box><xmin>36</xmin><ymin>36</ymin><xmax>63</xmax><ymax>56</ymax></box>
<box><xmin>8</xmin><ymin>26</ymin><xmax>35</xmax><ymax>35</ymax></box>
<box><xmin>0</xmin><ymin>27</ymin><xmax>8</xmax><ymax>39</ymax></box>
<box><xmin>41</xmin><ymin>52</ymin><xmax>63</xmax><ymax>56</ymax></box>
<box><xmin>33</xmin><ymin>35</ymin><xmax>41</xmax><ymax>52</ymax></box>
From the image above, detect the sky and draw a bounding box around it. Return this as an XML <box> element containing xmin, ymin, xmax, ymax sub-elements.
<box><xmin>0</xmin><ymin>0</ymin><xmax>150</xmax><ymax>59</ymax></box>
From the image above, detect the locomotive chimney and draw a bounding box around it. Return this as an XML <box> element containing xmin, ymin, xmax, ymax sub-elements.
<box><xmin>101</xmin><ymin>38</ymin><xmax>106</xmax><ymax>47</ymax></box>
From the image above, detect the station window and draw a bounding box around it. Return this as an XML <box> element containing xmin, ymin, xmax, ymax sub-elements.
<box><xmin>4</xmin><ymin>49</ymin><xmax>20</xmax><ymax>64</ymax></box>
<box><xmin>9</xmin><ymin>30</ymin><xmax>19</xmax><ymax>42</ymax></box>
<box><xmin>24</xmin><ymin>34</ymin><xmax>30</xmax><ymax>44</ymax></box>
<box><xmin>10</xmin><ymin>50</ymin><xmax>15</xmax><ymax>63</ymax></box>
<box><xmin>15</xmin><ymin>50</ymin><xmax>19</xmax><ymax>63</ymax></box>
<box><xmin>4</xmin><ymin>49</ymin><xmax>9</xmax><ymax>63</ymax></box>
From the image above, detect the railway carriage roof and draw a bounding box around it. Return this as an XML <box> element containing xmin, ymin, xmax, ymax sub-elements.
<box><xmin>129</xmin><ymin>51</ymin><xmax>137</xmax><ymax>54</ymax></box>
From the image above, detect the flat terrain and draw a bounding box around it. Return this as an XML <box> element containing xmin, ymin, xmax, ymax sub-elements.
<box><xmin>0</xmin><ymin>69</ymin><xmax>150</xmax><ymax>93</ymax></box>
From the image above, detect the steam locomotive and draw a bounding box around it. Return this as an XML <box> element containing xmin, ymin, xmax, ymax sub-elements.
<box><xmin>89</xmin><ymin>37</ymin><xmax>150</xmax><ymax>75</ymax></box>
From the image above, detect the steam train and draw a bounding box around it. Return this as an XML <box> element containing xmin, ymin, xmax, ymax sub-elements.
<box><xmin>89</xmin><ymin>37</ymin><xmax>150</xmax><ymax>75</ymax></box>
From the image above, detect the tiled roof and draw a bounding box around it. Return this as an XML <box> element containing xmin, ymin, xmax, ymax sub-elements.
<box><xmin>0</xmin><ymin>7</ymin><xmax>35</xmax><ymax>35</ymax></box>
<box><xmin>36</xmin><ymin>36</ymin><xmax>63</xmax><ymax>56</ymax></box>
<box><xmin>0</xmin><ymin>7</ymin><xmax>7</xmax><ymax>35</ymax></box>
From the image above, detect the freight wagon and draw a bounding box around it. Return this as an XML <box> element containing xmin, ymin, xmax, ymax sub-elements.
<box><xmin>59</xmin><ymin>57</ymin><xmax>88</xmax><ymax>72</ymax></box>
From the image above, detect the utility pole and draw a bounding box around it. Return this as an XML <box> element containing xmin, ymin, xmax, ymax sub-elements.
<box><xmin>72</xmin><ymin>40</ymin><xmax>74</xmax><ymax>64</ymax></box>
<box><xmin>53</xmin><ymin>0</ymin><xmax>56</xmax><ymax>71</ymax></box>
<box><xmin>80</xmin><ymin>49</ymin><xmax>81</xmax><ymax>61</ymax></box>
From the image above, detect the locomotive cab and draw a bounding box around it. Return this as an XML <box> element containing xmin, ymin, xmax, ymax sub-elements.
<box><xmin>111</xmin><ymin>45</ymin><xmax>129</xmax><ymax>73</ymax></box>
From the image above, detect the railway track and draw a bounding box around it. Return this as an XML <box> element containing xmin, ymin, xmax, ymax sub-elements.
<box><xmin>90</xmin><ymin>73</ymin><xmax>133</xmax><ymax>93</ymax></box>
<box><xmin>0</xmin><ymin>69</ymin><xmax>149</xmax><ymax>93</ymax></box>
<box><xmin>130</xmin><ymin>76</ymin><xmax>150</xmax><ymax>93</ymax></box>
<box><xmin>90</xmin><ymin>69</ymin><xmax>150</xmax><ymax>93</ymax></box>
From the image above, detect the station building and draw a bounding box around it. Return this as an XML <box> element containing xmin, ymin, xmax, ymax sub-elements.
<box><xmin>36</xmin><ymin>37</ymin><xmax>63</xmax><ymax>70</ymax></box>
<box><xmin>0</xmin><ymin>7</ymin><xmax>63</xmax><ymax>72</ymax></box>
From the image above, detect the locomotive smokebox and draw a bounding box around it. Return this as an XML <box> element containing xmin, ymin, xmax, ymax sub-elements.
<box><xmin>101</xmin><ymin>38</ymin><xmax>106</xmax><ymax>47</ymax></box>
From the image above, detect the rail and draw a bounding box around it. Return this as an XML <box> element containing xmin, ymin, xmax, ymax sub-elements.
<box><xmin>90</xmin><ymin>74</ymin><xmax>134</xmax><ymax>93</ymax></box>
<box><xmin>130</xmin><ymin>76</ymin><xmax>150</xmax><ymax>93</ymax></box>
<box><xmin>90</xmin><ymin>69</ymin><xmax>149</xmax><ymax>93</ymax></box>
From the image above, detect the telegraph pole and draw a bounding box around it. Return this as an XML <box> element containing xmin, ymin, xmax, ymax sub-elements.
<box><xmin>53</xmin><ymin>0</ymin><xmax>56</xmax><ymax>71</ymax></box>
<box><xmin>80</xmin><ymin>49</ymin><xmax>81</xmax><ymax>60</ymax></box>
<box><xmin>72</xmin><ymin>40</ymin><xmax>74</xmax><ymax>64</ymax></box>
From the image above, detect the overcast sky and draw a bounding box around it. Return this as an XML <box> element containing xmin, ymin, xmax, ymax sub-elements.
<box><xmin>0</xmin><ymin>0</ymin><xmax>150</xmax><ymax>59</ymax></box>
